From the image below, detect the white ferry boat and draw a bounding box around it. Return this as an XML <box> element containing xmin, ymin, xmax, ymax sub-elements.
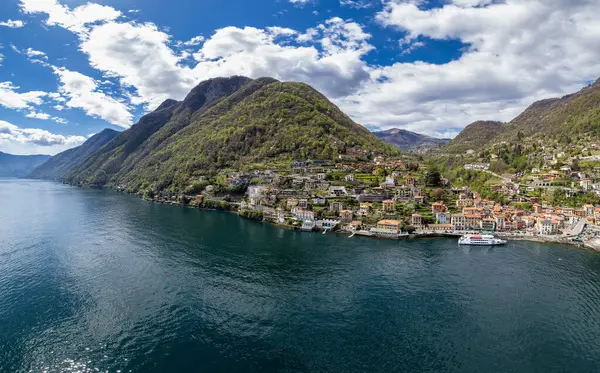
<box><xmin>458</xmin><ymin>234</ymin><xmax>507</xmax><ymax>246</ymax></box>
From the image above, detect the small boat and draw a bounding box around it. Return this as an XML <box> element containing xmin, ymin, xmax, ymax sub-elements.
<box><xmin>458</xmin><ymin>234</ymin><xmax>507</xmax><ymax>246</ymax></box>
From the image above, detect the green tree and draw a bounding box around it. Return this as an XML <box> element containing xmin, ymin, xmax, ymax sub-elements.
<box><xmin>426</xmin><ymin>162</ymin><xmax>442</xmax><ymax>187</ymax></box>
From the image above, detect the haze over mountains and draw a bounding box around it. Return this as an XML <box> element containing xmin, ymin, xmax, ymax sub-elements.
<box><xmin>0</xmin><ymin>152</ymin><xmax>50</xmax><ymax>178</ymax></box>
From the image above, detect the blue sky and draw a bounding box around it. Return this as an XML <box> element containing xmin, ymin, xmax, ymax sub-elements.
<box><xmin>1</xmin><ymin>0</ymin><xmax>599</xmax><ymax>155</ymax></box>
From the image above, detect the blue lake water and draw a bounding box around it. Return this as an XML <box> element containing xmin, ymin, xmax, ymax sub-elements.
<box><xmin>2</xmin><ymin>178</ymin><xmax>600</xmax><ymax>372</ymax></box>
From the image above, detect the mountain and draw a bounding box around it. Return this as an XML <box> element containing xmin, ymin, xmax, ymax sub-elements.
<box><xmin>443</xmin><ymin>78</ymin><xmax>600</xmax><ymax>153</ymax></box>
<box><xmin>0</xmin><ymin>152</ymin><xmax>50</xmax><ymax>178</ymax></box>
<box><xmin>505</xmin><ymin>78</ymin><xmax>600</xmax><ymax>139</ymax></box>
<box><xmin>64</xmin><ymin>76</ymin><xmax>398</xmax><ymax>192</ymax></box>
<box><xmin>373</xmin><ymin>128</ymin><xmax>449</xmax><ymax>152</ymax></box>
<box><xmin>28</xmin><ymin>129</ymin><xmax>120</xmax><ymax>180</ymax></box>
<box><xmin>444</xmin><ymin>121</ymin><xmax>508</xmax><ymax>153</ymax></box>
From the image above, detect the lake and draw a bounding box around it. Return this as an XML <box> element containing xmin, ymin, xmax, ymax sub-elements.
<box><xmin>2</xmin><ymin>178</ymin><xmax>600</xmax><ymax>372</ymax></box>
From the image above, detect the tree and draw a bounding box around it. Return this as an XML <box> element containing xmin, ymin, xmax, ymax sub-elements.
<box><xmin>571</xmin><ymin>157</ymin><xmax>580</xmax><ymax>171</ymax></box>
<box><xmin>426</xmin><ymin>162</ymin><xmax>442</xmax><ymax>187</ymax></box>
<box><xmin>434</xmin><ymin>188</ymin><xmax>445</xmax><ymax>200</ymax></box>
<box><xmin>489</xmin><ymin>160</ymin><xmax>508</xmax><ymax>174</ymax></box>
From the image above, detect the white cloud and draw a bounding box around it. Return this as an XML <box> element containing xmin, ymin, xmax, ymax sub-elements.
<box><xmin>0</xmin><ymin>120</ymin><xmax>86</xmax><ymax>155</ymax></box>
<box><xmin>53</xmin><ymin>117</ymin><xmax>68</xmax><ymax>124</ymax></box>
<box><xmin>0</xmin><ymin>82</ymin><xmax>47</xmax><ymax>110</ymax></box>
<box><xmin>180</xmin><ymin>35</ymin><xmax>205</xmax><ymax>47</ymax></box>
<box><xmin>0</xmin><ymin>19</ymin><xmax>25</xmax><ymax>28</ymax></box>
<box><xmin>25</xmin><ymin>111</ymin><xmax>51</xmax><ymax>120</ymax></box>
<box><xmin>192</xmin><ymin>18</ymin><xmax>373</xmax><ymax>98</ymax></box>
<box><xmin>16</xmin><ymin>0</ymin><xmax>600</xmax><ymax>139</ymax></box>
<box><xmin>332</xmin><ymin>0</ymin><xmax>600</xmax><ymax>136</ymax></box>
<box><xmin>340</xmin><ymin>0</ymin><xmax>373</xmax><ymax>9</ymax></box>
<box><xmin>80</xmin><ymin>21</ymin><xmax>197</xmax><ymax>109</ymax></box>
<box><xmin>25</xmin><ymin>47</ymin><xmax>47</xmax><ymax>59</ymax></box>
<box><xmin>19</xmin><ymin>0</ymin><xmax>121</xmax><ymax>33</ymax></box>
<box><xmin>289</xmin><ymin>0</ymin><xmax>314</xmax><ymax>6</ymax></box>
<box><xmin>52</xmin><ymin>67</ymin><xmax>133</xmax><ymax>127</ymax></box>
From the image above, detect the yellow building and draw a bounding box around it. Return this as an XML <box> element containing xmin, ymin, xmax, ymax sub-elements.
<box><xmin>376</xmin><ymin>220</ymin><xmax>402</xmax><ymax>234</ymax></box>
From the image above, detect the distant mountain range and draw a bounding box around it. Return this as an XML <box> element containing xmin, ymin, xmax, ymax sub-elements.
<box><xmin>28</xmin><ymin>129</ymin><xmax>120</xmax><ymax>180</ymax></box>
<box><xmin>444</xmin><ymin>78</ymin><xmax>600</xmax><ymax>153</ymax></box>
<box><xmin>373</xmin><ymin>128</ymin><xmax>450</xmax><ymax>152</ymax></box>
<box><xmin>0</xmin><ymin>152</ymin><xmax>50</xmax><ymax>178</ymax></box>
<box><xmin>30</xmin><ymin>76</ymin><xmax>398</xmax><ymax>192</ymax></box>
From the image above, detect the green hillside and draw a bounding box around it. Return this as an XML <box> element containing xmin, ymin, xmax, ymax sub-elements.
<box><xmin>443</xmin><ymin>78</ymin><xmax>600</xmax><ymax>154</ymax></box>
<box><xmin>64</xmin><ymin>77</ymin><xmax>399</xmax><ymax>192</ymax></box>
<box><xmin>444</xmin><ymin>121</ymin><xmax>507</xmax><ymax>153</ymax></box>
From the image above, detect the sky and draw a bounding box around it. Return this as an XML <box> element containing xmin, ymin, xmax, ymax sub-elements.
<box><xmin>1</xmin><ymin>0</ymin><xmax>599</xmax><ymax>155</ymax></box>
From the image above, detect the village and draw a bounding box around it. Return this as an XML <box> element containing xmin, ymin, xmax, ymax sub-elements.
<box><xmin>147</xmin><ymin>149</ymin><xmax>600</xmax><ymax>250</ymax></box>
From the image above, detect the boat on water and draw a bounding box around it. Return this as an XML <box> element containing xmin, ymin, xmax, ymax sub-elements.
<box><xmin>458</xmin><ymin>234</ymin><xmax>507</xmax><ymax>246</ymax></box>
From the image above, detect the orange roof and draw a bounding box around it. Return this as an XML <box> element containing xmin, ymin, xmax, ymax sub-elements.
<box><xmin>341</xmin><ymin>210</ymin><xmax>353</xmax><ymax>213</ymax></box>
<box><xmin>378</xmin><ymin>219</ymin><xmax>402</xmax><ymax>226</ymax></box>
<box><xmin>432</xmin><ymin>202</ymin><xmax>444</xmax><ymax>206</ymax></box>
<box><xmin>351</xmin><ymin>221</ymin><xmax>362</xmax><ymax>226</ymax></box>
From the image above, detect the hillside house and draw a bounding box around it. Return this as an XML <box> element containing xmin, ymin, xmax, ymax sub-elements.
<box><xmin>383</xmin><ymin>200</ymin><xmax>395</xmax><ymax>212</ymax></box>
<box><xmin>411</xmin><ymin>213</ymin><xmax>423</xmax><ymax>227</ymax></box>
<box><xmin>329</xmin><ymin>202</ymin><xmax>343</xmax><ymax>214</ymax></box>
<box><xmin>340</xmin><ymin>210</ymin><xmax>354</xmax><ymax>223</ymax></box>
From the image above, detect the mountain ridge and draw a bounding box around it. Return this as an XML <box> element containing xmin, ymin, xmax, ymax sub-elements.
<box><xmin>442</xmin><ymin>78</ymin><xmax>600</xmax><ymax>153</ymax></box>
<box><xmin>0</xmin><ymin>152</ymin><xmax>50</xmax><ymax>178</ymax></box>
<box><xmin>373</xmin><ymin>128</ymin><xmax>449</xmax><ymax>152</ymax></box>
<box><xmin>31</xmin><ymin>76</ymin><xmax>398</xmax><ymax>192</ymax></box>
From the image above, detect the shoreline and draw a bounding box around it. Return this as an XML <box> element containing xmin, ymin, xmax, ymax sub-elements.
<box><xmin>45</xmin><ymin>179</ymin><xmax>599</xmax><ymax>253</ymax></box>
<box><xmin>142</xmin><ymin>192</ymin><xmax>598</xmax><ymax>252</ymax></box>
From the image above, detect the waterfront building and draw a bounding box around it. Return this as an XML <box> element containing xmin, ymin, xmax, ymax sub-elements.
<box><xmin>451</xmin><ymin>213</ymin><xmax>466</xmax><ymax>230</ymax></box>
<box><xmin>436</xmin><ymin>212</ymin><xmax>451</xmax><ymax>225</ymax></box>
<box><xmin>429</xmin><ymin>224</ymin><xmax>453</xmax><ymax>232</ymax></box>
<box><xmin>375</xmin><ymin>220</ymin><xmax>402</xmax><ymax>234</ymax></box>
<box><xmin>350</xmin><ymin>221</ymin><xmax>362</xmax><ymax>231</ymax></box>
<box><xmin>481</xmin><ymin>218</ymin><xmax>496</xmax><ymax>231</ymax></box>
<box><xmin>293</xmin><ymin>209</ymin><xmax>315</xmax><ymax>221</ymax></box>
<box><xmin>411</xmin><ymin>213</ymin><xmax>423</xmax><ymax>227</ymax></box>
